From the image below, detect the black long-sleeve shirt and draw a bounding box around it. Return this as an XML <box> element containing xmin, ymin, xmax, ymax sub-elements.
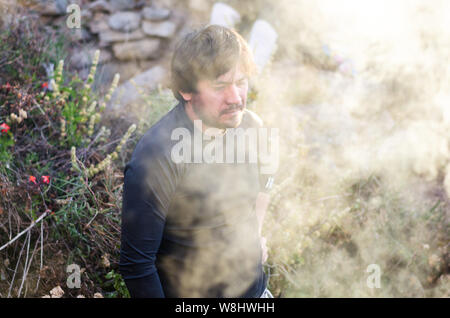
<box><xmin>119</xmin><ymin>103</ymin><xmax>267</xmax><ymax>297</ymax></box>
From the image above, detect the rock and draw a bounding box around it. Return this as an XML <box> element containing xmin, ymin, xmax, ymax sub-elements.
<box><xmin>112</xmin><ymin>39</ymin><xmax>161</xmax><ymax>60</ymax></box>
<box><xmin>88</xmin><ymin>0</ymin><xmax>113</xmax><ymax>13</ymax></box>
<box><xmin>88</xmin><ymin>13</ymin><xmax>109</xmax><ymax>34</ymax></box>
<box><xmin>67</xmin><ymin>28</ymin><xmax>93</xmax><ymax>42</ymax></box>
<box><xmin>138</xmin><ymin>59</ymin><xmax>160</xmax><ymax>71</ymax></box>
<box><xmin>77</xmin><ymin>295</ymin><xmax>86</xmax><ymax>298</ymax></box>
<box><xmin>209</xmin><ymin>2</ymin><xmax>241</xmax><ymax>28</ymax></box>
<box><xmin>50</xmin><ymin>286</ymin><xmax>64</xmax><ymax>298</ymax></box>
<box><xmin>189</xmin><ymin>0</ymin><xmax>211</xmax><ymax>13</ymax></box>
<box><xmin>38</xmin><ymin>16</ymin><xmax>55</xmax><ymax>28</ymax></box>
<box><xmin>116</xmin><ymin>61</ymin><xmax>142</xmax><ymax>80</ymax></box>
<box><xmin>0</xmin><ymin>0</ymin><xmax>15</xmax><ymax>27</ymax></box>
<box><xmin>108</xmin><ymin>11</ymin><xmax>141</xmax><ymax>32</ymax></box>
<box><xmin>101</xmin><ymin>253</ymin><xmax>110</xmax><ymax>268</ymax></box>
<box><xmin>142</xmin><ymin>20</ymin><xmax>177</xmax><ymax>38</ymax></box>
<box><xmin>109</xmin><ymin>0</ymin><xmax>139</xmax><ymax>12</ymax></box>
<box><xmin>168</xmin><ymin>15</ymin><xmax>190</xmax><ymax>47</ymax></box>
<box><xmin>142</xmin><ymin>6</ymin><xmax>171</xmax><ymax>21</ymax></box>
<box><xmin>99</xmin><ymin>28</ymin><xmax>145</xmax><ymax>45</ymax></box>
<box><xmin>93</xmin><ymin>292</ymin><xmax>104</xmax><ymax>298</ymax></box>
<box><xmin>49</xmin><ymin>15</ymin><xmax>67</xmax><ymax>29</ymax></box>
<box><xmin>70</xmin><ymin>49</ymin><xmax>112</xmax><ymax>69</ymax></box>
<box><xmin>154</xmin><ymin>0</ymin><xmax>177</xmax><ymax>6</ymax></box>
<box><xmin>248</xmin><ymin>20</ymin><xmax>278</xmax><ymax>72</ymax></box>
<box><xmin>99</xmin><ymin>61</ymin><xmax>141</xmax><ymax>84</ymax></box>
<box><xmin>41</xmin><ymin>295</ymin><xmax>51</xmax><ymax>298</ymax></box>
<box><xmin>36</xmin><ymin>0</ymin><xmax>67</xmax><ymax>16</ymax></box>
<box><xmin>109</xmin><ymin>66</ymin><xmax>168</xmax><ymax>109</ymax></box>
<box><xmin>81</xmin><ymin>9</ymin><xmax>93</xmax><ymax>21</ymax></box>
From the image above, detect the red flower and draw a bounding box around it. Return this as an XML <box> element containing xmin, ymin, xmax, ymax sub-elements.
<box><xmin>42</xmin><ymin>82</ymin><xmax>48</xmax><ymax>89</ymax></box>
<box><xmin>4</xmin><ymin>83</ymin><xmax>11</xmax><ymax>91</ymax></box>
<box><xmin>29</xmin><ymin>176</ymin><xmax>37</xmax><ymax>185</ymax></box>
<box><xmin>41</xmin><ymin>175</ymin><xmax>50</xmax><ymax>184</ymax></box>
<box><xmin>0</xmin><ymin>123</ymin><xmax>10</xmax><ymax>133</ymax></box>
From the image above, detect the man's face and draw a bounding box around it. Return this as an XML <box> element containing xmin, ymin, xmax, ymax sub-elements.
<box><xmin>187</xmin><ymin>67</ymin><xmax>249</xmax><ymax>129</ymax></box>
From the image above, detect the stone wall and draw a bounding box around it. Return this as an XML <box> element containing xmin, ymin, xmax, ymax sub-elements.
<box><xmin>31</xmin><ymin>0</ymin><xmax>193</xmax><ymax>90</ymax></box>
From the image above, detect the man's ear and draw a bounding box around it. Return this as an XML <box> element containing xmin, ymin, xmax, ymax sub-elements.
<box><xmin>179</xmin><ymin>91</ymin><xmax>192</xmax><ymax>102</ymax></box>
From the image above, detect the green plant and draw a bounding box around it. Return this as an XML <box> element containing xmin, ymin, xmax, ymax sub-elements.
<box><xmin>105</xmin><ymin>270</ymin><xmax>130</xmax><ymax>298</ymax></box>
<box><xmin>0</xmin><ymin>16</ymin><xmax>67</xmax><ymax>85</ymax></box>
<box><xmin>0</xmin><ymin>42</ymin><xmax>138</xmax><ymax>296</ymax></box>
<box><xmin>0</xmin><ymin>125</ymin><xmax>14</xmax><ymax>163</ymax></box>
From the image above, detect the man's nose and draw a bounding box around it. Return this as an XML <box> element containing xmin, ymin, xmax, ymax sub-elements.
<box><xmin>225</xmin><ymin>84</ymin><xmax>242</xmax><ymax>105</ymax></box>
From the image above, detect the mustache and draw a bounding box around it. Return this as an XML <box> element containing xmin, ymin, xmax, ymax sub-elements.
<box><xmin>221</xmin><ymin>105</ymin><xmax>243</xmax><ymax>115</ymax></box>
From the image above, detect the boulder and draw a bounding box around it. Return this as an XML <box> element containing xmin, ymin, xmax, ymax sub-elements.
<box><xmin>36</xmin><ymin>0</ymin><xmax>67</xmax><ymax>16</ymax></box>
<box><xmin>100</xmin><ymin>61</ymin><xmax>141</xmax><ymax>83</ymax></box>
<box><xmin>99</xmin><ymin>28</ymin><xmax>145</xmax><ymax>45</ymax></box>
<box><xmin>67</xmin><ymin>28</ymin><xmax>93</xmax><ymax>42</ymax></box>
<box><xmin>142</xmin><ymin>20</ymin><xmax>177</xmax><ymax>38</ymax></box>
<box><xmin>88</xmin><ymin>0</ymin><xmax>113</xmax><ymax>13</ymax></box>
<box><xmin>109</xmin><ymin>0</ymin><xmax>139</xmax><ymax>11</ymax></box>
<box><xmin>189</xmin><ymin>0</ymin><xmax>211</xmax><ymax>14</ymax></box>
<box><xmin>108</xmin><ymin>11</ymin><xmax>141</xmax><ymax>32</ymax></box>
<box><xmin>209</xmin><ymin>2</ymin><xmax>241</xmax><ymax>28</ymax></box>
<box><xmin>70</xmin><ymin>49</ymin><xmax>112</xmax><ymax>69</ymax></box>
<box><xmin>248</xmin><ymin>20</ymin><xmax>278</xmax><ymax>72</ymax></box>
<box><xmin>142</xmin><ymin>6</ymin><xmax>171</xmax><ymax>21</ymax></box>
<box><xmin>112</xmin><ymin>39</ymin><xmax>161</xmax><ymax>60</ymax></box>
<box><xmin>88</xmin><ymin>13</ymin><xmax>109</xmax><ymax>34</ymax></box>
<box><xmin>49</xmin><ymin>286</ymin><xmax>64</xmax><ymax>298</ymax></box>
<box><xmin>81</xmin><ymin>9</ymin><xmax>93</xmax><ymax>21</ymax></box>
<box><xmin>109</xmin><ymin>66</ymin><xmax>168</xmax><ymax>109</ymax></box>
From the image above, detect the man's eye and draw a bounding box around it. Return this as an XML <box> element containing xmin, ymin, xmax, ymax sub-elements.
<box><xmin>236</xmin><ymin>79</ymin><xmax>247</xmax><ymax>87</ymax></box>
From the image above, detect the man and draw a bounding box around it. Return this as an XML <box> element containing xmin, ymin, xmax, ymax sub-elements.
<box><xmin>119</xmin><ymin>25</ymin><xmax>274</xmax><ymax>298</ymax></box>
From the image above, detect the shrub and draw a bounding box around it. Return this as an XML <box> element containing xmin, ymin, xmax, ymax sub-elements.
<box><xmin>0</xmin><ymin>17</ymin><xmax>141</xmax><ymax>296</ymax></box>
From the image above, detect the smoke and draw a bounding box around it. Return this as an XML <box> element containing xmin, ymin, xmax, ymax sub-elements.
<box><xmin>237</xmin><ymin>0</ymin><xmax>450</xmax><ymax>296</ymax></box>
<box><xmin>251</xmin><ymin>0</ymin><xmax>450</xmax><ymax>191</ymax></box>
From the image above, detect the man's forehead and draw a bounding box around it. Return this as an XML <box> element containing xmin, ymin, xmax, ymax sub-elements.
<box><xmin>213</xmin><ymin>68</ymin><xmax>247</xmax><ymax>84</ymax></box>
